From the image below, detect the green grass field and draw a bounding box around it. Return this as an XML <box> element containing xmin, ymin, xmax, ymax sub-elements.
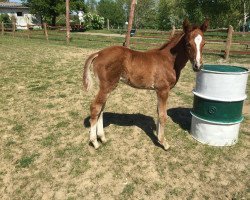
<box><xmin>4</xmin><ymin>28</ymin><xmax>250</xmax><ymax>53</ymax></box>
<box><xmin>0</xmin><ymin>35</ymin><xmax>249</xmax><ymax>199</ymax></box>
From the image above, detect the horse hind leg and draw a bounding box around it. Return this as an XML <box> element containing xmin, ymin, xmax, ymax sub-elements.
<box><xmin>89</xmin><ymin>90</ymin><xmax>108</xmax><ymax>149</ymax></box>
<box><xmin>89</xmin><ymin>80</ymin><xmax>117</xmax><ymax>148</ymax></box>
<box><xmin>89</xmin><ymin>110</ymin><xmax>106</xmax><ymax>149</ymax></box>
<box><xmin>97</xmin><ymin>111</ymin><xmax>107</xmax><ymax>143</ymax></box>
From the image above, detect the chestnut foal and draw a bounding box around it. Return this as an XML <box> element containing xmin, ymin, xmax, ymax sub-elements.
<box><xmin>83</xmin><ymin>19</ymin><xmax>208</xmax><ymax>150</ymax></box>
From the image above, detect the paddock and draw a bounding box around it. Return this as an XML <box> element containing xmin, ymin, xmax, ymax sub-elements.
<box><xmin>0</xmin><ymin>36</ymin><xmax>249</xmax><ymax>199</ymax></box>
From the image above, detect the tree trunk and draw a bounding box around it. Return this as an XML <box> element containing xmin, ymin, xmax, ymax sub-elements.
<box><xmin>243</xmin><ymin>1</ymin><xmax>247</xmax><ymax>32</ymax></box>
<box><xmin>40</xmin><ymin>15</ymin><xmax>44</xmax><ymax>26</ymax></box>
<box><xmin>51</xmin><ymin>15</ymin><xmax>56</xmax><ymax>27</ymax></box>
<box><xmin>124</xmin><ymin>0</ymin><xmax>136</xmax><ymax>48</ymax></box>
<box><xmin>66</xmin><ymin>0</ymin><xmax>70</xmax><ymax>44</ymax></box>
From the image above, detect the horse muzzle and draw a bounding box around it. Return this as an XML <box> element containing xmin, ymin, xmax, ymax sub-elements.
<box><xmin>192</xmin><ymin>61</ymin><xmax>203</xmax><ymax>72</ymax></box>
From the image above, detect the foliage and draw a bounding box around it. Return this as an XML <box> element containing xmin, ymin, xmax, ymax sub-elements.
<box><xmin>0</xmin><ymin>14</ymin><xmax>12</xmax><ymax>28</ymax></box>
<box><xmin>91</xmin><ymin>14</ymin><xmax>105</xmax><ymax>29</ymax></box>
<box><xmin>183</xmin><ymin>0</ymin><xmax>249</xmax><ymax>29</ymax></box>
<box><xmin>22</xmin><ymin>0</ymin><xmax>88</xmax><ymax>26</ymax></box>
<box><xmin>157</xmin><ymin>0</ymin><xmax>172</xmax><ymax>30</ymax></box>
<box><xmin>21</xmin><ymin>0</ymin><xmax>249</xmax><ymax>30</ymax></box>
<box><xmin>0</xmin><ymin>14</ymin><xmax>11</xmax><ymax>24</ymax></box>
<box><xmin>86</xmin><ymin>0</ymin><xmax>98</xmax><ymax>13</ymax></box>
<box><xmin>97</xmin><ymin>0</ymin><xmax>126</xmax><ymax>27</ymax></box>
<box><xmin>84</xmin><ymin>12</ymin><xmax>104</xmax><ymax>30</ymax></box>
<box><xmin>135</xmin><ymin>0</ymin><xmax>158</xmax><ymax>29</ymax></box>
<box><xmin>157</xmin><ymin>0</ymin><xmax>185</xmax><ymax>30</ymax></box>
<box><xmin>84</xmin><ymin>12</ymin><xmax>93</xmax><ymax>30</ymax></box>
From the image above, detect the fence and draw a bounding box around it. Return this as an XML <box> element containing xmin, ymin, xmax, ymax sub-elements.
<box><xmin>129</xmin><ymin>26</ymin><xmax>250</xmax><ymax>59</ymax></box>
<box><xmin>1</xmin><ymin>22</ymin><xmax>250</xmax><ymax>59</ymax></box>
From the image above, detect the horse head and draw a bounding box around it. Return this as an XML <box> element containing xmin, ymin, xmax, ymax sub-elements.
<box><xmin>183</xmin><ymin>18</ymin><xmax>209</xmax><ymax>72</ymax></box>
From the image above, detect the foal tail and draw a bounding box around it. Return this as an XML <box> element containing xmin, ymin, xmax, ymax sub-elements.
<box><xmin>83</xmin><ymin>52</ymin><xmax>99</xmax><ymax>91</ymax></box>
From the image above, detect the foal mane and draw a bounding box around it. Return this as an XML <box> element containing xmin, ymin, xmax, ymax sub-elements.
<box><xmin>158</xmin><ymin>33</ymin><xmax>184</xmax><ymax>50</ymax></box>
<box><xmin>158</xmin><ymin>25</ymin><xmax>202</xmax><ymax>51</ymax></box>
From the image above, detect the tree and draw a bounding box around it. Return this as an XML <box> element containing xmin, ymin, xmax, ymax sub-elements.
<box><xmin>97</xmin><ymin>0</ymin><xmax>126</xmax><ymax>27</ymax></box>
<box><xmin>22</xmin><ymin>0</ymin><xmax>87</xmax><ymax>26</ymax></box>
<box><xmin>86</xmin><ymin>0</ymin><xmax>98</xmax><ymax>13</ymax></box>
<box><xmin>0</xmin><ymin>13</ymin><xmax>11</xmax><ymax>27</ymax></box>
<box><xmin>183</xmin><ymin>0</ymin><xmax>249</xmax><ymax>29</ymax></box>
<box><xmin>240</xmin><ymin>0</ymin><xmax>249</xmax><ymax>31</ymax></box>
<box><xmin>134</xmin><ymin>0</ymin><xmax>157</xmax><ymax>29</ymax></box>
<box><xmin>157</xmin><ymin>0</ymin><xmax>186</xmax><ymax>30</ymax></box>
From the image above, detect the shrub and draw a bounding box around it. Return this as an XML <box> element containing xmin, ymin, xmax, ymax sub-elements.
<box><xmin>0</xmin><ymin>14</ymin><xmax>12</xmax><ymax>28</ymax></box>
<box><xmin>91</xmin><ymin>14</ymin><xmax>104</xmax><ymax>30</ymax></box>
<box><xmin>84</xmin><ymin>12</ymin><xmax>93</xmax><ymax>30</ymax></box>
<box><xmin>0</xmin><ymin>14</ymin><xmax>11</xmax><ymax>24</ymax></box>
<box><xmin>84</xmin><ymin>12</ymin><xmax>104</xmax><ymax>30</ymax></box>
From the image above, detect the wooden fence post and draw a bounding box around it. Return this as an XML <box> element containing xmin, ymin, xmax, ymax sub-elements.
<box><xmin>43</xmin><ymin>23</ymin><xmax>49</xmax><ymax>41</ymax></box>
<box><xmin>107</xmin><ymin>19</ymin><xmax>110</xmax><ymax>30</ymax></box>
<box><xmin>224</xmin><ymin>25</ymin><xmax>233</xmax><ymax>60</ymax></box>
<box><xmin>66</xmin><ymin>0</ymin><xmax>70</xmax><ymax>44</ymax></box>
<box><xmin>170</xmin><ymin>25</ymin><xmax>175</xmax><ymax>39</ymax></box>
<box><xmin>27</xmin><ymin>24</ymin><xmax>30</xmax><ymax>39</ymax></box>
<box><xmin>1</xmin><ymin>22</ymin><xmax>4</xmax><ymax>35</ymax></box>
<box><xmin>12</xmin><ymin>20</ymin><xmax>16</xmax><ymax>37</ymax></box>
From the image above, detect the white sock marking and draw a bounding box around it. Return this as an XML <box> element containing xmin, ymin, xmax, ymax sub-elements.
<box><xmin>90</xmin><ymin>124</ymin><xmax>97</xmax><ymax>141</ymax></box>
<box><xmin>97</xmin><ymin>112</ymin><xmax>104</xmax><ymax>136</ymax></box>
<box><xmin>194</xmin><ymin>34</ymin><xmax>202</xmax><ymax>67</ymax></box>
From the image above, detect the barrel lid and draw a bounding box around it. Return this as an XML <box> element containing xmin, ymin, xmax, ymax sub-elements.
<box><xmin>202</xmin><ymin>65</ymin><xmax>249</xmax><ymax>74</ymax></box>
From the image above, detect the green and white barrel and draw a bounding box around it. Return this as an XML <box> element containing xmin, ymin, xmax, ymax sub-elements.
<box><xmin>191</xmin><ymin>65</ymin><xmax>249</xmax><ymax>146</ymax></box>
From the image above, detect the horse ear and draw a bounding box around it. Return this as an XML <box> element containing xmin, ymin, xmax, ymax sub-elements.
<box><xmin>200</xmin><ymin>18</ymin><xmax>209</xmax><ymax>32</ymax></box>
<box><xmin>183</xmin><ymin>18</ymin><xmax>191</xmax><ymax>33</ymax></box>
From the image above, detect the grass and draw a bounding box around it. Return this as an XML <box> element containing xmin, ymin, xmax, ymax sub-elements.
<box><xmin>4</xmin><ymin>28</ymin><xmax>250</xmax><ymax>53</ymax></box>
<box><xmin>0</xmin><ymin>35</ymin><xmax>249</xmax><ymax>199</ymax></box>
<box><xmin>16</xmin><ymin>154</ymin><xmax>39</xmax><ymax>168</ymax></box>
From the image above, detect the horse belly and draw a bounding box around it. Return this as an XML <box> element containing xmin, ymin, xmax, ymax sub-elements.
<box><xmin>120</xmin><ymin>73</ymin><xmax>155</xmax><ymax>89</ymax></box>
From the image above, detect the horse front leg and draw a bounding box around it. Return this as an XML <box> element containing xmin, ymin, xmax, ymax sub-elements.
<box><xmin>156</xmin><ymin>89</ymin><xmax>170</xmax><ymax>150</ymax></box>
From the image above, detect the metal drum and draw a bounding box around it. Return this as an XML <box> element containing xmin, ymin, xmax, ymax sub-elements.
<box><xmin>191</xmin><ymin>65</ymin><xmax>249</xmax><ymax>146</ymax></box>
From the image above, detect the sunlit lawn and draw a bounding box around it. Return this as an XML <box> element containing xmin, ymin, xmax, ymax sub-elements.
<box><xmin>0</xmin><ymin>35</ymin><xmax>249</xmax><ymax>199</ymax></box>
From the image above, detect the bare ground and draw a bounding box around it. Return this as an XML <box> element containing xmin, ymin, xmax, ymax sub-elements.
<box><xmin>0</xmin><ymin>37</ymin><xmax>249</xmax><ymax>200</ymax></box>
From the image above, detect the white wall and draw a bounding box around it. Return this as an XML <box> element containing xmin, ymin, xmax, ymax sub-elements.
<box><xmin>0</xmin><ymin>7</ymin><xmax>40</xmax><ymax>29</ymax></box>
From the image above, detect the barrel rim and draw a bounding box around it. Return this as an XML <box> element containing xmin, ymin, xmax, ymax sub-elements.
<box><xmin>190</xmin><ymin>112</ymin><xmax>244</xmax><ymax>125</ymax></box>
<box><xmin>202</xmin><ymin>64</ymin><xmax>249</xmax><ymax>75</ymax></box>
<box><xmin>192</xmin><ymin>90</ymin><xmax>247</xmax><ymax>102</ymax></box>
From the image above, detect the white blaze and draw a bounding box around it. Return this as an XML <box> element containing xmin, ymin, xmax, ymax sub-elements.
<box><xmin>194</xmin><ymin>34</ymin><xmax>202</xmax><ymax>67</ymax></box>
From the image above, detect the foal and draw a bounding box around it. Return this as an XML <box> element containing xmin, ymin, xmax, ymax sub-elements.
<box><xmin>83</xmin><ymin>19</ymin><xmax>208</xmax><ymax>150</ymax></box>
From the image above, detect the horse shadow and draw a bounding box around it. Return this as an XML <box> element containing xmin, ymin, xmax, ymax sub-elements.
<box><xmin>84</xmin><ymin>112</ymin><xmax>162</xmax><ymax>147</ymax></box>
<box><xmin>83</xmin><ymin>107</ymin><xmax>192</xmax><ymax>149</ymax></box>
<box><xmin>167</xmin><ymin>107</ymin><xmax>192</xmax><ymax>132</ymax></box>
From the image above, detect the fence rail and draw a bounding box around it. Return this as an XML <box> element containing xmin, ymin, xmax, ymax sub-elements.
<box><xmin>130</xmin><ymin>27</ymin><xmax>250</xmax><ymax>58</ymax></box>
<box><xmin>0</xmin><ymin>22</ymin><xmax>249</xmax><ymax>58</ymax></box>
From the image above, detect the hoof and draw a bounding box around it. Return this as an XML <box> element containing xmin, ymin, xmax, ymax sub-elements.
<box><xmin>99</xmin><ymin>136</ymin><xmax>107</xmax><ymax>144</ymax></box>
<box><xmin>162</xmin><ymin>142</ymin><xmax>170</xmax><ymax>151</ymax></box>
<box><xmin>90</xmin><ymin>140</ymin><xmax>100</xmax><ymax>149</ymax></box>
<box><xmin>159</xmin><ymin>140</ymin><xmax>170</xmax><ymax>151</ymax></box>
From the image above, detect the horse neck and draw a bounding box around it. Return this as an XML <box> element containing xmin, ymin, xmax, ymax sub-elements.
<box><xmin>161</xmin><ymin>34</ymin><xmax>189</xmax><ymax>81</ymax></box>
